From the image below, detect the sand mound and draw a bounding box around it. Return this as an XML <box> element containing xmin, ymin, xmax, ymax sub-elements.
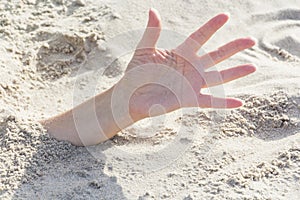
<box><xmin>218</xmin><ymin>91</ymin><xmax>300</xmax><ymax>139</ymax></box>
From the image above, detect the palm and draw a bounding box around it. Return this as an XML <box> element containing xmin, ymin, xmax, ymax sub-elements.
<box><xmin>125</xmin><ymin>48</ymin><xmax>201</xmax><ymax>116</ymax></box>
<box><xmin>120</xmin><ymin>9</ymin><xmax>255</xmax><ymax>119</ymax></box>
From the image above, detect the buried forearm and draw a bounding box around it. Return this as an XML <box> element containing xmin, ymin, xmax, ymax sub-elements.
<box><xmin>40</xmin><ymin>86</ymin><xmax>138</xmax><ymax>146</ymax></box>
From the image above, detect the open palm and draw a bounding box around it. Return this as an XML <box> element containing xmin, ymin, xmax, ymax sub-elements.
<box><xmin>116</xmin><ymin>9</ymin><xmax>256</xmax><ymax>120</ymax></box>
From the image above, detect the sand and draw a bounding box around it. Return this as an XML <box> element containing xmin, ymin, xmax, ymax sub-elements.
<box><xmin>0</xmin><ymin>0</ymin><xmax>300</xmax><ymax>199</ymax></box>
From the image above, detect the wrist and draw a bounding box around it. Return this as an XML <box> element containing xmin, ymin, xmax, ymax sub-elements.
<box><xmin>108</xmin><ymin>83</ymin><xmax>146</xmax><ymax>127</ymax></box>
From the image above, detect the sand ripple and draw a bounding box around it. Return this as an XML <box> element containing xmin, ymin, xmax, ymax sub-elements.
<box><xmin>254</xmin><ymin>9</ymin><xmax>300</xmax><ymax>62</ymax></box>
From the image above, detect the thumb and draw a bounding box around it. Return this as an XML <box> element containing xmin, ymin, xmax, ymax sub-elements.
<box><xmin>137</xmin><ymin>8</ymin><xmax>162</xmax><ymax>49</ymax></box>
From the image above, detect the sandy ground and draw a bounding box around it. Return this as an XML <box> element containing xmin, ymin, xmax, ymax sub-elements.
<box><xmin>0</xmin><ymin>0</ymin><xmax>300</xmax><ymax>199</ymax></box>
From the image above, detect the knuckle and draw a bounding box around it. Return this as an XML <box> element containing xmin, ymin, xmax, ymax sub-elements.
<box><xmin>192</xmin><ymin>30</ymin><xmax>206</xmax><ymax>41</ymax></box>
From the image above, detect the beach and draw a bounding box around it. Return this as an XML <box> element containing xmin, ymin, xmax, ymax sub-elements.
<box><xmin>0</xmin><ymin>0</ymin><xmax>299</xmax><ymax>199</ymax></box>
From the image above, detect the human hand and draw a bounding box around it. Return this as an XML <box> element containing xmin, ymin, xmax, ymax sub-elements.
<box><xmin>113</xmin><ymin>9</ymin><xmax>256</xmax><ymax>122</ymax></box>
<box><xmin>41</xmin><ymin>9</ymin><xmax>256</xmax><ymax>146</ymax></box>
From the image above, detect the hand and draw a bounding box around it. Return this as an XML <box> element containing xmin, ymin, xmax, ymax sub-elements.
<box><xmin>114</xmin><ymin>9</ymin><xmax>256</xmax><ymax>121</ymax></box>
<box><xmin>41</xmin><ymin>9</ymin><xmax>256</xmax><ymax>146</ymax></box>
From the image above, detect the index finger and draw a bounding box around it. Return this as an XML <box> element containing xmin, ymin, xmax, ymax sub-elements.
<box><xmin>176</xmin><ymin>13</ymin><xmax>229</xmax><ymax>53</ymax></box>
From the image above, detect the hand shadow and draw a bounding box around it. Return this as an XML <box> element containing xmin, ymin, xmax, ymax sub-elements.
<box><xmin>11</xmin><ymin>131</ymin><xmax>126</xmax><ymax>200</ymax></box>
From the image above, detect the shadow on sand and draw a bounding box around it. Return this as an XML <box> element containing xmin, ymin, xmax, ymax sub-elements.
<box><xmin>12</xmin><ymin>137</ymin><xmax>126</xmax><ymax>200</ymax></box>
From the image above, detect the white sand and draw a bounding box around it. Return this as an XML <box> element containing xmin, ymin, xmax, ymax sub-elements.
<box><xmin>0</xmin><ymin>0</ymin><xmax>299</xmax><ymax>199</ymax></box>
